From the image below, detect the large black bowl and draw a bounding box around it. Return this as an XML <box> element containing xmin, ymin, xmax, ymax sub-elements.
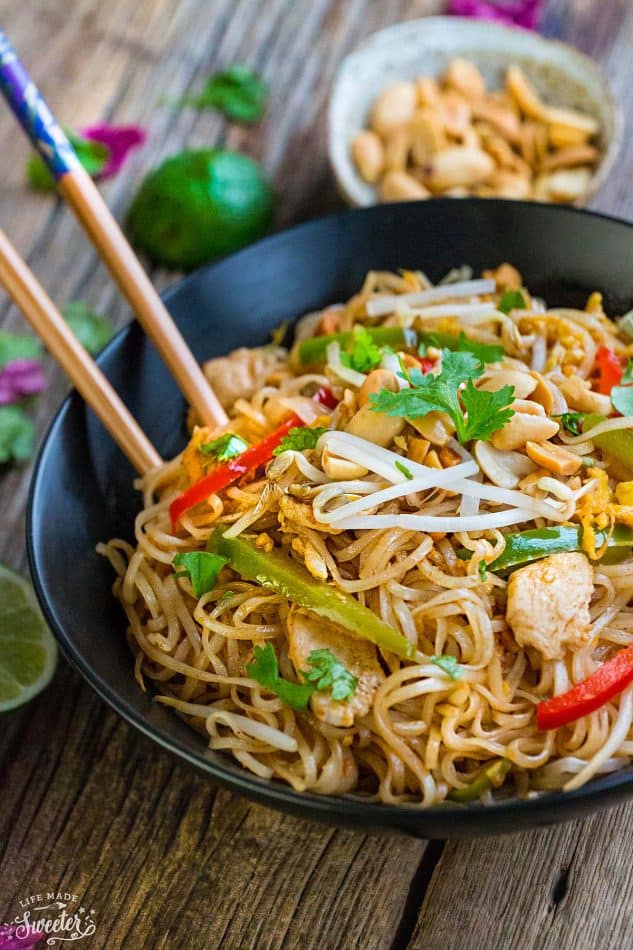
<box><xmin>27</xmin><ymin>199</ymin><xmax>633</xmax><ymax>837</ymax></box>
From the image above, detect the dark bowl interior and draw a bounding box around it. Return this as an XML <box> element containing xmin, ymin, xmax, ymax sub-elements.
<box><xmin>27</xmin><ymin>199</ymin><xmax>633</xmax><ymax>837</ymax></box>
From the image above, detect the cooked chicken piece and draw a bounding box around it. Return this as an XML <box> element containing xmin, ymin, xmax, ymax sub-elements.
<box><xmin>506</xmin><ymin>552</ymin><xmax>593</xmax><ymax>660</ymax></box>
<box><xmin>203</xmin><ymin>345</ymin><xmax>286</xmax><ymax>410</ymax></box>
<box><xmin>286</xmin><ymin>608</ymin><xmax>386</xmax><ymax>727</ymax></box>
<box><xmin>279</xmin><ymin>495</ymin><xmax>342</xmax><ymax>534</ymax></box>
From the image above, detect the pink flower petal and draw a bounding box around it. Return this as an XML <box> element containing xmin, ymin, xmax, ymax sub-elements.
<box><xmin>81</xmin><ymin>124</ymin><xmax>147</xmax><ymax>180</ymax></box>
<box><xmin>447</xmin><ymin>0</ymin><xmax>543</xmax><ymax>29</ymax></box>
<box><xmin>0</xmin><ymin>359</ymin><xmax>46</xmax><ymax>405</ymax></box>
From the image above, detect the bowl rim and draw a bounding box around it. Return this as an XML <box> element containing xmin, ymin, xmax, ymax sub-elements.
<box><xmin>327</xmin><ymin>14</ymin><xmax>623</xmax><ymax>208</ymax></box>
<box><xmin>26</xmin><ymin>199</ymin><xmax>633</xmax><ymax>835</ymax></box>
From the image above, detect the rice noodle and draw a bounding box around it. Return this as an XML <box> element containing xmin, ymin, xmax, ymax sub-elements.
<box><xmin>100</xmin><ymin>266</ymin><xmax>633</xmax><ymax>808</ymax></box>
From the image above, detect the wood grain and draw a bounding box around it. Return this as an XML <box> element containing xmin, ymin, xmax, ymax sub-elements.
<box><xmin>0</xmin><ymin>1</ymin><xmax>631</xmax><ymax>947</ymax></box>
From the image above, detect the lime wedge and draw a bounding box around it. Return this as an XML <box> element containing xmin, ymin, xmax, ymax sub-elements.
<box><xmin>0</xmin><ymin>563</ymin><xmax>57</xmax><ymax>712</ymax></box>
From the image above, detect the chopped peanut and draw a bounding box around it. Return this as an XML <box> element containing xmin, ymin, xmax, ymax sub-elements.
<box><xmin>525</xmin><ymin>440</ymin><xmax>582</xmax><ymax>476</ymax></box>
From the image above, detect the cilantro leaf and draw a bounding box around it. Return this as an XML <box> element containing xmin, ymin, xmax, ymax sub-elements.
<box><xmin>557</xmin><ymin>412</ymin><xmax>585</xmax><ymax>436</ymax></box>
<box><xmin>0</xmin><ymin>331</ymin><xmax>41</xmax><ymax>371</ymax></box>
<box><xmin>173</xmin><ymin>551</ymin><xmax>227</xmax><ymax>597</ymax></box>
<box><xmin>370</xmin><ymin>349</ymin><xmax>512</xmax><ymax>444</ymax></box>
<box><xmin>610</xmin><ymin>385</ymin><xmax>633</xmax><ymax>417</ymax></box>
<box><xmin>478</xmin><ymin>559</ymin><xmax>487</xmax><ymax>582</ymax></box>
<box><xmin>340</xmin><ymin>326</ymin><xmax>383</xmax><ymax>374</ymax></box>
<box><xmin>395</xmin><ymin>460</ymin><xmax>413</xmax><ymax>480</ymax></box>
<box><xmin>0</xmin><ymin>406</ymin><xmax>34</xmax><ymax>463</ymax></box>
<box><xmin>272</xmin><ymin>426</ymin><xmax>328</xmax><ymax>456</ymax></box>
<box><xmin>498</xmin><ymin>289</ymin><xmax>527</xmax><ymax>315</ymax></box>
<box><xmin>622</xmin><ymin>358</ymin><xmax>633</xmax><ymax>386</ymax></box>
<box><xmin>418</xmin><ymin>331</ymin><xmax>503</xmax><ymax>368</ymax></box>
<box><xmin>200</xmin><ymin>432</ymin><xmax>248</xmax><ymax>463</ymax></box>
<box><xmin>61</xmin><ymin>301</ymin><xmax>114</xmax><ymax>355</ymax></box>
<box><xmin>246</xmin><ymin>643</ymin><xmax>315</xmax><ymax>710</ymax></box>
<box><xmin>459</xmin><ymin>380</ymin><xmax>515</xmax><ymax>442</ymax></box>
<box><xmin>27</xmin><ymin>131</ymin><xmax>110</xmax><ymax>191</ymax></box>
<box><xmin>431</xmin><ymin>655</ymin><xmax>463</xmax><ymax>680</ymax></box>
<box><xmin>175</xmin><ymin>65</ymin><xmax>268</xmax><ymax>123</ymax></box>
<box><xmin>303</xmin><ymin>649</ymin><xmax>358</xmax><ymax>701</ymax></box>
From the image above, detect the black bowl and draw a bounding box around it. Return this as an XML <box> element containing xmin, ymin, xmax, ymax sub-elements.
<box><xmin>27</xmin><ymin>199</ymin><xmax>633</xmax><ymax>837</ymax></box>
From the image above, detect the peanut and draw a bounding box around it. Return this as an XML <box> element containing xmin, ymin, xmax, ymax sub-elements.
<box><xmin>370</xmin><ymin>81</ymin><xmax>417</xmax><ymax>136</ymax></box>
<box><xmin>351</xmin><ymin>130</ymin><xmax>384</xmax><ymax>183</ymax></box>
<box><xmin>380</xmin><ymin>170</ymin><xmax>430</xmax><ymax>202</ymax></box>
<box><xmin>422</xmin><ymin>146</ymin><xmax>495</xmax><ymax>192</ymax></box>
<box><xmin>443</xmin><ymin>58</ymin><xmax>486</xmax><ymax>100</ymax></box>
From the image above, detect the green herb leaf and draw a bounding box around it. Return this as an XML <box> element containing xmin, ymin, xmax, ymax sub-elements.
<box><xmin>173</xmin><ymin>551</ymin><xmax>228</xmax><ymax>597</ymax></box>
<box><xmin>246</xmin><ymin>643</ymin><xmax>315</xmax><ymax>710</ymax></box>
<box><xmin>200</xmin><ymin>432</ymin><xmax>248</xmax><ymax>463</ymax></box>
<box><xmin>370</xmin><ymin>350</ymin><xmax>513</xmax><ymax>444</ymax></box>
<box><xmin>557</xmin><ymin>412</ymin><xmax>585</xmax><ymax>436</ymax></box>
<box><xmin>459</xmin><ymin>380</ymin><xmax>516</xmax><ymax>442</ymax></box>
<box><xmin>302</xmin><ymin>648</ymin><xmax>358</xmax><ymax>701</ymax></box>
<box><xmin>272</xmin><ymin>426</ymin><xmax>328</xmax><ymax>456</ymax></box>
<box><xmin>621</xmin><ymin>359</ymin><xmax>633</xmax><ymax>386</ymax></box>
<box><xmin>419</xmin><ymin>331</ymin><xmax>504</xmax><ymax>367</ymax></box>
<box><xmin>174</xmin><ymin>65</ymin><xmax>268</xmax><ymax>123</ymax></box>
<box><xmin>478</xmin><ymin>559</ymin><xmax>487</xmax><ymax>582</ymax></box>
<box><xmin>0</xmin><ymin>331</ymin><xmax>41</xmax><ymax>371</ymax></box>
<box><xmin>0</xmin><ymin>406</ymin><xmax>34</xmax><ymax>463</ymax></box>
<box><xmin>395</xmin><ymin>460</ymin><xmax>413</xmax><ymax>480</ymax></box>
<box><xmin>498</xmin><ymin>289</ymin><xmax>527</xmax><ymax>315</ymax></box>
<box><xmin>431</xmin><ymin>655</ymin><xmax>463</xmax><ymax>680</ymax></box>
<box><xmin>61</xmin><ymin>301</ymin><xmax>114</xmax><ymax>355</ymax></box>
<box><xmin>610</xmin><ymin>385</ymin><xmax>633</xmax><ymax>417</ymax></box>
<box><xmin>27</xmin><ymin>131</ymin><xmax>110</xmax><ymax>191</ymax></box>
<box><xmin>340</xmin><ymin>326</ymin><xmax>383</xmax><ymax>374</ymax></box>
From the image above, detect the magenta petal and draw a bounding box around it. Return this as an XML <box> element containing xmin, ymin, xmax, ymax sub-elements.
<box><xmin>447</xmin><ymin>0</ymin><xmax>543</xmax><ymax>29</ymax></box>
<box><xmin>0</xmin><ymin>359</ymin><xmax>47</xmax><ymax>405</ymax></box>
<box><xmin>81</xmin><ymin>124</ymin><xmax>147</xmax><ymax>179</ymax></box>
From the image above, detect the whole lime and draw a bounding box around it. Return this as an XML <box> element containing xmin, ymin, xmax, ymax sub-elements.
<box><xmin>126</xmin><ymin>149</ymin><xmax>275</xmax><ymax>271</ymax></box>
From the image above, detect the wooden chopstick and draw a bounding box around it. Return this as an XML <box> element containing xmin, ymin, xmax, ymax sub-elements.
<box><xmin>0</xmin><ymin>229</ymin><xmax>162</xmax><ymax>476</ymax></box>
<box><xmin>58</xmin><ymin>167</ymin><xmax>229</xmax><ymax>430</ymax></box>
<box><xmin>0</xmin><ymin>29</ymin><xmax>229</xmax><ymax>430</ymax></box>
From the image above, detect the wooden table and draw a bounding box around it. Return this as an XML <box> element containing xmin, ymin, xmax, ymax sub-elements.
<box><xmin>1</xmin><ymin>1</ymin><xmax>632</xmax><ymax>946</ymax></box>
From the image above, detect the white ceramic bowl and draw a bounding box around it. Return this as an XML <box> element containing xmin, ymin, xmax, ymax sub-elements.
<box><xmin>328</xmin><ymin>16</ymin><xmax>621</xmax><ymax>207</ymax></box>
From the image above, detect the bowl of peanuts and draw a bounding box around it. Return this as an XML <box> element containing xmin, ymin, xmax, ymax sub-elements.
<box><xmin>328</xmin><ymin>16</ymin><xmax>621</xmax><ymax>206</ymax></box>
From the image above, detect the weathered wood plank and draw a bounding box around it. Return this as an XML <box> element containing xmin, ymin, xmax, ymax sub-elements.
<box><xmin>0</xmin><ymin>0</ymin><xmax>631</xmax><ymax>947</ymax></box>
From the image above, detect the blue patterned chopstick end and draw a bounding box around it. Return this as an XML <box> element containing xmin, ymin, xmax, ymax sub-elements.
<box><xmin>0</xmin><ymin>29</ymin><xmax>81</xmax><ymax>179</ymax></box>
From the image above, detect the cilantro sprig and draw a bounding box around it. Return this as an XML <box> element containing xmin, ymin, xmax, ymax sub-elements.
<box><xmin>431</xmin><ymin>655</ymin><xmax>463</xmax><ymax>680</ymax></box>
<box><xmin>246</xmin><ymin>644</ymin><xmax>358</xmax><ymax>710</ymax></box>
<box><xmin>273</xmin><ymin>426</ymin><xmax>328</xmax><ymax>456</ymax></box>
<box><xmin>369</xmin><ymin>349</ymin><xmax>514</xmax><ymax>444</ymax></box>
<box><xmin>302</xmin><ymin>649</ymin><xmax>358</xmax><ymax>701</ymax></box>
<box><xmin>557</xmin><ymin>412</ymin><xmax>585</xmax><ymax>436</ymax></box>
<box><xmin>200</xmin><ymin>432</ymin><xmax>248</xmax><ymax>463</ymax></box>
<box><xmin>340</xmin><ymin>326</ymin><xmax>383</xmax><ymax>374</ymax></box>
<box><xmin>173</xmin><ymin>551</ymin><xmax>228</xmax><ymax>597</ymax></box>
<box><xmin>418</xmin><ymin>331</ymin><xmax>504</xmax><ymax>368</ymax></box>
<box><xmin>173</xmin><ymin>65</ymin><xmax>268</xmax><ymax>123</ymax></box>
<box><xmin>498</xmin><ymin>289</ymin><xmax>527</xmax><ymax>315</ymax></box>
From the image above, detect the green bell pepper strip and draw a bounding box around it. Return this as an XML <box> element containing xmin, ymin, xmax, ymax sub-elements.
<box><xmin>208</xmin><ymin>529</ymin><xmax>415</xmax><ymax>660</ymax></box>
<box><xmin>584</xmin><ymin>413</ymin><xmax>633</xmax><ymax>476</ymax></box>
<box><xmin>296</xmin><ymin>327</ymin><xmax>418</xmax><ymax>366</ymax></box>
<box><xmin>457</xmin><ymin>524</ymin><xmax>633</xmax><ymax>571</ymax></box>
<box><xmin>448</xmin><ymin>759</ymin><xmax>511</xmax><ymax>803</ymax></box>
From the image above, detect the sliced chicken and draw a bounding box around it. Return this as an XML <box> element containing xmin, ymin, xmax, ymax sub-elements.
<box><xmin>286</xmin><ymin>607</ymin><xmax>385</xmax><ymax>727</ymax></box>
<box><xmin>506</xmin><ymin>552</ymin><xmax>593</xmax><ymax>660</ymax></box>
<box><xmin>203</xmin><ymin>345</ymin><xmax>286</xmax><ymax>411</ymax></box>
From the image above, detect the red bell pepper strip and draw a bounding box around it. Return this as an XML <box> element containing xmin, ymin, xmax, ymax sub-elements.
<box><xmin>170</xmin><ymin>414</ymin><xmax>302</xmax><ymax>528</ymax></box>
<box><xmin>595</xmin><ymin>346</ymin><xmax>623</xmax><ymax>395</ymax></box>
<box><xmin>314</xmin><ymin>386</ymin><xmax>339</xmax><ymax>410</ymax></box>
<box><xmin>537</xmin><ymin>644</ymin><xmax>633</xmax><ymax>730</ymax></box>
